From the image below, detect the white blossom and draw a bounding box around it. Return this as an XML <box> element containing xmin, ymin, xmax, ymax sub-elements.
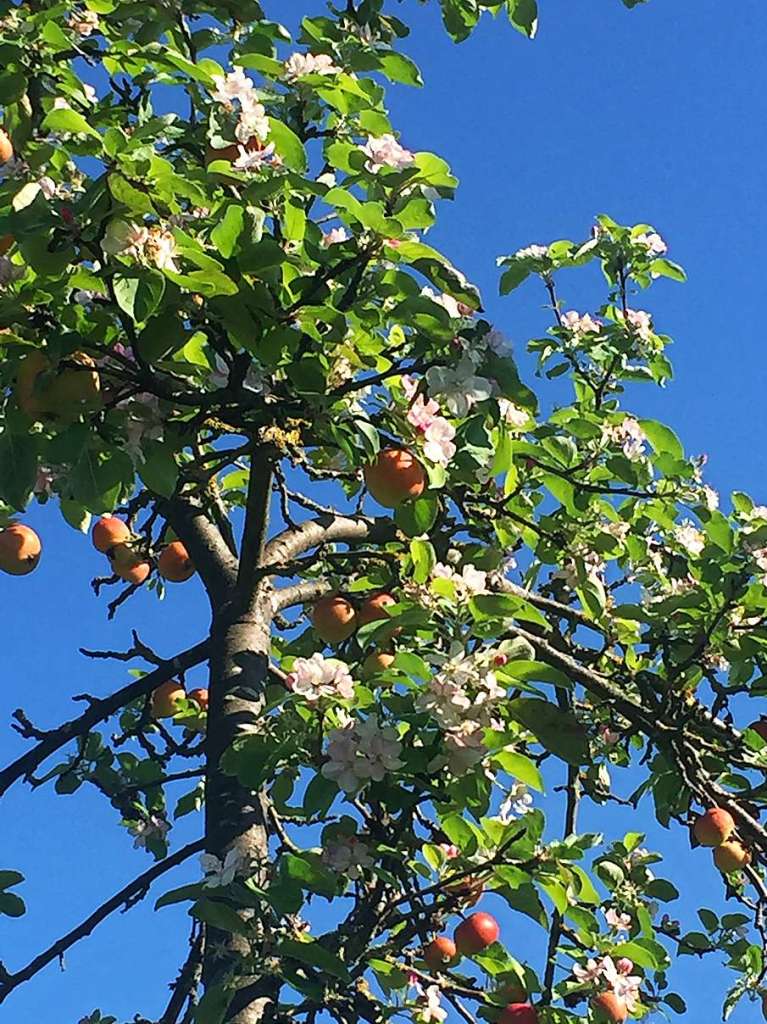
<box><xmin>422</xmin><ymin>417</ymin><xmax>456</xmax><ymax>466</ymax></box>
<box><xmin>322</xmin><ymin>227</ymin><xmax>349</xmax><ymax>246</ymax></box>
<box><xmin>624</xmin><ymin>308</ymin><xmax>654</xmax><ymax>342</ymax></box>
<box><xmin>426</xmin><ymin>358</ymin><xmax>493</xmax><ymax>417</ymax></box>
<box><xmin>602</xmin><ymin>417</ymin><xmax>647</xmax><ymax>461</ymax></box>
<box><xmin>498</xmin><ymin>782</ymin><xmax>533</xmax><ymax>821</ymax></box>
<box><xmin>514</xmin><ymin>243</ymin><xmax>548</xmax><ymax>260</ymax></box>
<box><xmin>235</xmin><ymin>96</ymin><xmax>270</xmax><ymax>143</ymax></box>
<box><xmin>604</xmin><ymin>907</ymin><xmax>632</xmax><ymax>934</ymax></box>
<box><xmin>201</xmin><ymin>848</ymin><xmax>249</xmax><ymax>887</ymax></box>
<box><xmin>233</xmin><ymin>142</ymin><xmax>277</xmax><ymax>171</ymax></box>
<box><xmin>415</xmin><ymin>985</ymin><xmax>448</xmax><ymax>1024</ymax></box>
<box><xmin>431</xmin><ymin>562</ymin><xmax>488</xmax><ymax>599</ymax></box>
<box><xmin>287</xmin><ymin>654</ymin><xmax>355</xmax><ymax>703</ymax></box>
<box><xmin>561</xmin><ymin>310</ymin><xmax>602</xmax><ymax>335</ymax></box>
<box><xmin>361</xmin><ymin>134</ymin><xmax>415</xmax><ymax>173</ymax></box>
<box><xmin>674</xmin><ymin>520</ymin><xmax>705</xmax><ymax>558</ymax></box>
<box><xmin>322</xmin><ymin>836</ymin><xmax>373</xmax><ymax>879</ymax></box>
<box><xmin>129</xmin><ymin>814</ymin><xmax>169</xmax><ymax>849</ymax></box>
<box><xmin>322</xmin><ymin>716</ymin><xmax>403</xmax><ymax>792</ymax></box>
<box><xmin>635</xmin><ymin>231</ymin><xmax>667</xmax><ymax>256</ymax></box>
<box><xmin>497</xmin><ymin>398</ymin><xmax>529</xmax><ymax>429</ymax></box>
<box><xmin>284</xmin><ymin>52</ymin><xmax>341</xmax><ymax>80</ymax></box>
<box><xmin>211</xmin><ymin>68</ymin><xmax>256</xmax><ymax>107</ymax></box>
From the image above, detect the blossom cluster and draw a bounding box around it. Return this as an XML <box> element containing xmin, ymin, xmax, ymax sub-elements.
<box><xmin>322</xmin><ymin>834</ymin><xmax>373</xmax><ymax>879</ymax></box>
<box><xmin>572</xmin><ymin>955</ymin><xmax>642</xmax><ymax>1013</ymax></box>
<box><xmin>601</xmin><ymin>416</ymin><xmax>647</xmax><ymax>461</ymax></box>
<box><xmin>322</xmin><ymin>715</ymin><xmax>403</xmax><ymax>792</ymax></box>
<box><xmin>102</xmin><ymin>220</ymin><xmax>180</xmax><ymax>273</ymax></box>
<box><xmin>418</xmin><ymin>648</ymin><xmax>506</xmax><ymax>771</ymax></box>
<box><xmin>287</xmin><ymin>653</ymin><xmax>355</xmax><ymax>703</ymax></box>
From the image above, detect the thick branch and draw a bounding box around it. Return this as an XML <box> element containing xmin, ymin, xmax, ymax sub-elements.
<box><xmin>0</xmin><ymin>641</ymin><xmax>209</xmax><ymax>799</ymax></box>
<box><xmin>0</xmin><ymin>839</ymin><xmax>204</xmax><ymax>1004</ymax></box>
<box><xmin>163</xmin><ymin>496</ymin><xmax>238</xmax><ymax>607</ymax></box>
<box><xmin>261</xmin><ymin>513</ymin><xmax>396</xmax><ymax>567</ymax></box>
<box><xmin>271</xmin><ymin>580</ymin><xmax>330</xmax><ymax>613</ymax></box>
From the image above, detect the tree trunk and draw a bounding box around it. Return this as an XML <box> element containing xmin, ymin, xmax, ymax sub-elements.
<box><xmin>203</xmin><ymin>607</ymin><xmax>277</xmax><ymax>1023</ymax></box>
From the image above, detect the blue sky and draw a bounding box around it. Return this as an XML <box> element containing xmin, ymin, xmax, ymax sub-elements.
<box><xmin>2</xmin><ymin>0</ymin><xmax>767</xmax><ymax>1020</ymax></box>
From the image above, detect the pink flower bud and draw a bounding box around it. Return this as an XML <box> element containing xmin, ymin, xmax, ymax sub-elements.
<box><xmin>493</xmin><ymin>654</ymin><xmax>508</xmax><ymax>667</ymax></box>
<box><xmin>616</xmin><ymin>957</ymin><xmax>634</xmax><ymax>975</ymax></box>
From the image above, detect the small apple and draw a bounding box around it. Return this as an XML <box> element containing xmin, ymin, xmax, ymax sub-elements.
<box><xmin>453</xmin><ymin>912</ymin><xmax>500</xmax><ymax>956</ymax></box>
<box><xmin>158</xmin><ymin>540</ymin><xmax>195</xmax><ymax>582</ymax></box>
<box><xmin>312</xmin><ymin>594</ymin><xmax>357</xmax><ymax>643</ymax></box>
<box><xmin>693</xmin><ymin>807</ymin><xmax>735</xmax><ymax>847</ymax></box>
<box><xmin>361</xmin><ymin>651</ymin><xmax>396</xmax><ymax>677</ymax></box>
<box><xmin>498</xmin><ymin>1004</ymin><xmax>538</xmax><ymax>1024</ymax></box>
<box><xmin>713</xmin><ymin>840</ymin><xmax>751</xmax><ymax>874</ymax></box>
<box><xmin>151</xmin><ymin>681</ymin><xmax>186</xmax><ymax>719</ymax></box>
<box><xmin>422</xmin><ymin>936</ymin><xmax>457</xmax><ymax>971</ymax></box>
<box><xmin>363</xmin><ymin>448</ymin><xmax>426</xmax><ymax>508</ymax></box>
<box><xmin>0</xmin><ymin>523</ymin><xmax>42</xmax><ymax>575</ymax></box>
<box><xmin>0</xmin><ymin>128</ymin><xmax>13</xmax><ymax>164</ymax></box>
<box><xmin>92</xmin><ymin>515</ymin><xmax>131</xmax><ymax>554</ymax></box>
<box><xmin>591</xmin><ymin>991</ymin><xmax>628</xmax><ymax>1023</ymax></box>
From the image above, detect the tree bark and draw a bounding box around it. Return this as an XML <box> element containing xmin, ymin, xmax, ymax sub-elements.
<box><xmin>188</xmin><ymin>450</ymin><xmax>278</xmax><ymax>1023</ymax></box>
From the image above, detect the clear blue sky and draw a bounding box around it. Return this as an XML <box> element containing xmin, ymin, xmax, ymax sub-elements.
<box><xmin>2</xmin><ymin>1</ymin><xmax>766</xmax><ymax>1020</ymax></box>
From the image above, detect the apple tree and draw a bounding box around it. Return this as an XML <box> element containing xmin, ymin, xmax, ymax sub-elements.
<box><xmin>1</xmin><ymin>2</ymin><xmax>766</xmax><ymax>1024</ymax></box>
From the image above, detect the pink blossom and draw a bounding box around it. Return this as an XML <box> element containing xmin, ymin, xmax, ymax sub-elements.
<box><xmin>361</xmin><ymin>134</ymin><xmax>415</xmax><ymax>173</ymax></box>
<box><xmin>635</xmin><ymin>231</ymin><xmax>667</xmax><ymax>255</ymax></box>
<box><xmin>422</xmin><ymin>417</ymin><xmax>456</xmax><ymax>466</ymax></box>
<box><xmin>604</xmin><ymin>907</ymin><xmax>632</xmax><ymax>934</ymax></box>
<box><xmin>234</xmin><ymin>142</ymin><xmax>277</xmax><ymax>171</ymax></box>
<box><xmin>407</xmin><ymin>394</ymin><xmax>441</xmax><ymax>432</ymax></box>
<box><xmin>287</xmin><ymin>654</ymin><xmax>355</xmax><ymax>703</ymax></box>
<box><xmin>284</xmin><ymin>52</ymin><xmax>341</xmax><ymax>79</ymax></box>
<box><xmin>561</xmin><ymin>310</ymin><xmax>602</xmax><ymax>335</ymax></box>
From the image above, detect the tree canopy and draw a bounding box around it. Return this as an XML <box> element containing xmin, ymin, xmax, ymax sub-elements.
<box><xmin>2</xmin><ymin>2</ymin><xmax>766</xmax><ymax>1024</ymax></box>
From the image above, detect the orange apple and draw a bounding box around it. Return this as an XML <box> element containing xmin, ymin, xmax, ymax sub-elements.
<box><xmin>151</xmin><ymin>680</ymin><xmax>186</xmax><ymax>719</ymax></box>
<box><xmin>92</xmin><ymin>515</ymin><xmax>131</xmax><ymax>553</ymax></box>
<box><xmin>361</xmin><ymin>651</ymin><xmax>396</xmax><ymax>677</ymax></box>
<box><xmin>694</xmin><ymin>807</ymin><xmax>735</xmax><ymax>847</ymax></box>
<box><xmin>312</xmin><ymin>594</ymin><xmax>357</xmax><ymax>643</ymax></box>
<box><xmin>363</xmin><ymin>448</ymin><xmax>426</xmax><ymax>507</ymax></box>
<box><xmin>0</xmin><ymin>128</ymin><xmax>13</xmax><ymax>164</ymax></box>
<box><xmin>0</xmin><ymin>524</ymin><xmax>42</xmax><ymax>575</ymax></box>
<box><xmin>591</xmin><ymin>992</ymin><xmax>628</xmax><ymax>1023</ymax></box>
<box><xmin>158</xmin><ymin>541</ymin><xmax>195</xmax><ymax>582</ymax></box>
<box><xmin>498</xmin><ymin>1005</ymin><xmax>538</xmax><ymax>1024</ymax></box>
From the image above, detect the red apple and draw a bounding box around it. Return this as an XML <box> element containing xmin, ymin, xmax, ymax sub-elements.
<box><xmin>498</xmin><ymin>1004</ymin><xmax>538</xmax><ymax>1024</ymax></box>
<box><xmin>693</xmin><ymin>807</ymin><xmax>735</xmax><ymax>847</ymax></box>
<box><xmin>453</xmin><ymin>912</ymin><xmax>499</xmax><ymax>955</ymax></box>
<box><xmin>423</xmin><ymin>936</ymin><xmax>457</xmax><ymax>971</ymax></box>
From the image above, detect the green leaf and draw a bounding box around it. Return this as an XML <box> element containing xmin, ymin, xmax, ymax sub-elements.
<box><xmin>42</xmin><ymin>108</ymin><xmax>101</xmax><ymax>141</ymax></box>
<box><xmin>637</xmin><ymin>418</ymin><xmax>684</xmax><ymax>461</ymax></box>
<box><xmin>155</xmin><ymin>883</ymin><xmax>203</xmax><ymax>910</ymax></box>
<box><xmin>0</xmin><ymin>431</ymin><xmax>37</xmax><ymax>510</ymax></box>
<box><xmin>282</xmin><ymin>853</ymin><xmax>338</xmax><ymax>897</ymax></box>
<box><xmin>0</xmin><ymin>892</ymin><xmax>25</xmax><ymax>917</ymax></box>
<box><xmin>499</xmin><ymin>263</ymin><xmax>531</xmax><ymax>294</ymax></box>
<box><xmin>191</xmin><ymin>898</ymin><xmax>250</xmax><ymax>935</ymax></box>
<box><xmin>469</xmin><ymin>593</ymin><xmax>548</xmax><ymax>629</ymax></box>
<box><xmin>439</xmin><ymin>812</ymin><xmax>478</xmax><ymax>854</ymax></box>
<box><xmin>194</xmin><ymin>983</ymin><xmax>231</xmax><ymax>1024</ymax></box>
<box><xmin>376</xmin><ymin>52</ymin><xmax>423</xmax><ymax>87</ymax></box>
<box><xmin>506</xmin><ymin>0</ymin><xmax>538</xmax><ymax>37</ymax></box>
<box><xmin>211</xmin><ymin>204</ymin><xmax>245</xmax><ymax>259</ymax></box>
<box><xmin>507</xmin><ymin>698</ymin><xmax>590</xmax><ymax>766</ymax></box>
<box><xmin>139</xmin><ymin>441</ymin><xmax>178</xmax><ymax>498</ymax></box>
<box><xmin>278</xmin><ymin>938</ymin><xmax>350</xmax><ymax>981</ymax></box>
<box><xmin>267</xmin><ymin>118</ymin><xmax>307</xmax><ymax>172</ymax></box>
<box><xmin>410</xmin><ymin>538</ymin><xmax>436</xmax><ymax>584</ymax></box>
<box><xmin>493</xmin><ymin>750</ymin><xmax>544</xmax><ymax>792</ymax></box>
<box><xmin>60</xmin><ymin>500</ymin><xmax>92</xmax><ymax>534</ymax></box>
<box><xmin>0</xmin><ymin>871</ymin><xmax>23</xmax><ymax>890</ymax></box>
<box><xmin>394</xmin><ymin>495</ymin><xmax>439</xmax><ymax>536</ymax></box>
<box><xmin>113</xmin><ymin>271</ymin><xmax>166</xmax><ymax>323</ymax></box>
